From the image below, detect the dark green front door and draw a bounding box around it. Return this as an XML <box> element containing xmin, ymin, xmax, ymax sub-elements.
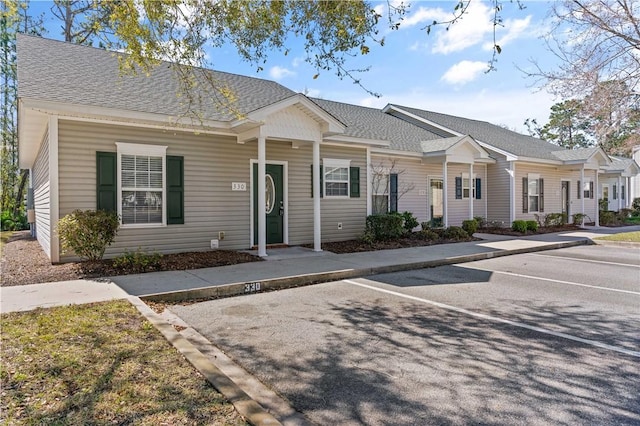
<box><xmin>253</xmin><ymin>164</ymin><xmax>284</xmax><ymax>245</ymax></box>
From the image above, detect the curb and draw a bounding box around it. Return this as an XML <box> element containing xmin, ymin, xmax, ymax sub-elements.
<box><xmin>592</xmin><ymin>239</ymin><xmax>640</xmax><ymax>248</ymax></box>
<box><xmin>127</xmin><ymin>296</ymin><xmax>282</xmax><ymax>426</ymax></box>
<box><xmin>142</xmin><ymin>239</ymin><xmax>590</xmax><ymax>304</ymax></box>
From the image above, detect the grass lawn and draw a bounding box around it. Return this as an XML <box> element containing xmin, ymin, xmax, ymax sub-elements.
<box><xmin>595</xmin><ymin>231</ymin><xmax>640</xmax><ymax>243</ymax></box>
<box><xmin>625</xmin><ymin>216</ymin><xmax>640</xmax><ymax>225</ymax></box>
<box><xmin>1</xmin><ymin>300</ymin><xmax>246</xmax><ymax>425</ymax></box>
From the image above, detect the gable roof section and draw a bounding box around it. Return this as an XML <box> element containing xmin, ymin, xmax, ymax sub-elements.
<box><xmin>601</xmin><ymin>156</ymin><xmax>640</xmax><ymax>175</ymax></box>
<box><xmin>17</xmin><ymin>34</ymin><xmax>296</xmax><ymax>122</ymax></box>
<box><xmin>385</xmin><ymin>104</ymin><xmax>574</xmax><ymax>161</ymax></box>
<box><xmin>310</xmin><ymin>98</ymin><xmax>443</xmax><ymax>152</ymax></box>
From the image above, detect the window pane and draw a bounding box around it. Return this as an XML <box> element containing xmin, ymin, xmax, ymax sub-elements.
<box><xmin>528</xmin><ymin>179</ymin><xmax>539</xmax><ymax>196</ymax></box>
<box><xmin>372</xmin><ymin>195</ymin><xmax>388</xmax><ymax>214</ymax></box>
<box><xmin>326</xmin><ymin>182</ymin><xmax>348</xmax><ymax>196</ymax></box>
<box><xmin>121</xmin><ymin>191</ymin><xmax>162</xmax><ymax>225</ymax></box>
<box><xmin>529</xmin><ymin>195</ymin><xmax>538</xmax><ymax>212</ymax></box>
<box><xmin>325</xmin><ymin>166</ymin><xmax>348</xmax><ymax>181</ymax></box>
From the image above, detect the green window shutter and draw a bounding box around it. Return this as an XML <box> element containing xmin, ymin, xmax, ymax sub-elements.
<box><xmin>455</xmin><ymin>176</ymin><xmax>462</xmax><ymax>199</ymax></box>
<box><xmin>475</xmin><ymin>178</ymin><xmax>481</xmax><ymax>200</ymax></box>
<box><xmin>622</xmin><ymin>185</ymin><xmax>625</xmax><ymax>200</ymax></box>
<box><xmin>522</xmin><ymin>177</ymin><xmax>528</xmax><ymax>213</ymax></box>
<box><xmin>539</xmin><ymin>178</ymin><xmax>544</xmax><ymax>212</ymax></box>
<box><xmin>589</xmin><ymin>181</ymin><xmax>594</xmax><ymax>199</ymax></box>
<box><xmin>310</xmin><ymin>164</ymin><xmax>323</xmax><ymax>198</ymax></box>
<box><xmin>349</xmin><ymin>167</ymin><xmax>360</xmax><ymax>198</ymax></box>
<box><xmin>577</xmin><ymin>180</ymin><xmax>581</xmax><ymax>199</ymax></box>
<box><xmin>96</xmin><ymin>151</ymin><xmax>116</xmax><ymax>212</ymax></box>
<box><xmin>390</xmin><ymin>173</ymin><xmax>398</xmax><ymax>212</ymax></box>
<box><xmin>166</xmin><ymin>156</ymin><xmax>184</xmax><ymax>225</ymax></box>
<box><xmin>613</xmin><ymin>184</ymin><xmax>617</xmax><ymax>200</ymax></box>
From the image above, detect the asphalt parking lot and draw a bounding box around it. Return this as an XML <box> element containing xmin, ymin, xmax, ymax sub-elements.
<box><xmin>170</xmin><ymin>245</ymin><xmax>640</xmax><ymax>425</ymax></box>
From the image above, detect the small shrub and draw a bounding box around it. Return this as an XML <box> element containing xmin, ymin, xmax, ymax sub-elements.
<box><xmin>443</xmin><ymin>226</ymin><xmax>468</xmax><ymax>240</ymax></box>
<box><xmin>113</xmin><ymin>247</ymin><xmax>162</xmax><ymax>273</ymax></box>
<box><xmin>512</xmin><ymin>220</ymin><xmax>528</xmax><ymax>233</ymax></box>
<box><xmin>462</xmin><ymin>219</ymin><xmax>478</xmax><ymax>236</ymax></box>
<box><xmin>572</xmin><ymin>213</ymin><xmax>588</xmax><ymax>225</ymax></box>
<box><xmin>618</xmin><ymin>208</ymin><xmax>633</xmax><ymax>219</ymax></box>
<box><xmin>486</xmin><ymin>220</ymin><xmax>506</xmax><ymax>228</ymax></box>
<box><xmin>420</xmin><ymin>229</ymin><xmax>439</xmax><ymax>241</ymax></box>
<box><xmin>359</xmin><ymin>230</ymin><xmax>375</xmax><ymax>245</ymax></box>
<box><xmin>632</xmin><ymin>197</ymin><xmax>640</xmax><ymax>212</ymax></box>
<box><xmin>526</xmin><ymin>220</ymin><xmax>538</xmax><ymax>232</ymax></box>
<box><xmin>420</xmin><ymin>221</ymin><xmax>431</xmax><ymax>231</ymax></box>
<box><xmin>599</xmin><ymin>210</ymin><xmax>617</xmax><ymax>226</ymax></box>
<box><xmin>365</xmin><ymin>213</ymin><xmax>404</xmax><ymax>241</ymax></box>
<box><xmin>473</xmin><ymin>216</ymin><xmax>486</xmax><ymax>229</ymax></box>
<box><xmin>1</xmin><ymin>210</ymin><xmax>28</xmax><ymax>231</ymax></box>
<box><xmin>543</xmin><ymin>213</ymin><xmax>566</xmax><ymax>227</ymax></box>
<box><xmin>401</xmin><ymin>211</ymin><xmax>419</xmax><ymax>232</ymax></box>
<box><xmin>57</xmin><ymin>210</ymin><xmax>119</xmax><ymax>261</ymax></box>
<box><xmin>599</xmin><ymin>198</ymin><xmax>609</xmax><ymax>211</ymax></box>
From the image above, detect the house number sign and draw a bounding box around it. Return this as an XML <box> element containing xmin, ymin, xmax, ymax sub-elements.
<box><xmin>232</xmin><ymin>182</ymin><xmax>247</xmax><ymax>191</ymax></box>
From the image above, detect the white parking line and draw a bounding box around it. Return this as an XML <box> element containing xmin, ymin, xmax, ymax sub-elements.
<box><xmin>344</xmin><ymin>279</ymin><xmax>640</xmax><ymax>358</ymax></box>
<box><xmin>530</xmin><ymin>253</ymin><xmax>640</xmax><ymax>269</ymax></box>
<box><xmin>460</xmin><ymin>266</ymin><xmax>640</xmax><ymax>296</ymax></box>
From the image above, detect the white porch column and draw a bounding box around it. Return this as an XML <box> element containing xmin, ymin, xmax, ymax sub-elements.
<box><xmin>509</xmin><ymin>161</ymin><xmax>516</xmax><ymax>224</ymax></box>
<box><xmin>257</xmin><ymin>135</ymin><xmax>267</xmax><ymax>257</ymax></box>
<box><xmin>469</xmin><ymin>163</ymin><xmax>474</xmax><ymax>219</ymax></box>
<box><xmin>313</xmin><ymin>139</ymin><xmax>322</xmax><ymax>252</ymax></box>
<box><xmin>595</xmin><ymin>170</ymin><xmax>600</xmax><ymax>227</ymax></box>
<box><xmin>366</xmin><ymin>147</ymin><xmax>372</xmax><ymax>216</ymax></box>
<box><xmin>580</xmin><ymin>166</ymin><xmax>585</xmax><ymax>217</ymax></box>
<box><xmin>626</xmin><ymin>176</ymin><xmax>631</xmax><ymax>208</ymax></box>
<box><xmin>617</xmin><ymin>176</ymin><xmax>622</xmax><ymax>211</ymax></box>
<box><xmin>443</xmin><ymin>161</ymin><xmax>449</xmax><ymax>227</ymax></box>
<box><xmin>49</xmin><ymin>115</ymin><xmax>60</xmax><ymax>263</ymax></box>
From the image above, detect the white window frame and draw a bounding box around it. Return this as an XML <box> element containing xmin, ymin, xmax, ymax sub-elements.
<box><xmin>461</xmin><ymin>173</ymin><xmax>471</xmax><ymax>199</ymax></box>
<box><xmin>583</xmin><ymin>179</ymin><xmax>593</xmax><ymax>199</ymax></box>
<box><xmin>116</xmin><ymin>142</ymin><xmax>168</xmax><ymax>228</ymax></box>
<box><xmin>528</xmin><ymin>173</ymin><xmax>540</xmax><ymax>213</ymax></box>
<box><xmin>323</xmin><ymin>158</ymin><xmax>351</xmax><ymax>198</ymax></box>
<box><xmin>372</xmin><ymin>169</ymin><xmax>390</xmax><ymax>214</ymax></box>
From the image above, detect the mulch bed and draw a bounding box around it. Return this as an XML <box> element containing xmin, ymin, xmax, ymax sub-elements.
<box><xmin>1</xmin><ymin>231</ymin><xmax>262</xmax><ymax>287</ymax></box>
<box><xmin>476</xmin><ymin>224</ymin><xmax>583</xmax><ymax>236</ymax></box>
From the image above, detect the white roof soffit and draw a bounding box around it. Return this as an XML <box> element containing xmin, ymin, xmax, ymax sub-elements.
<box><xmin>18</xmin><ymin>100</ymin><xmax>48</xmax><ymax>169</ymax></box>
<box><xmin>324</xmin><ymin>135</ymin><xmax>390</xmax><ymax>147</ymax></box>
<box><xmin>237</xmin><ymin>93</ymin><xmax>346</xmax><ymax>136</ymax></box>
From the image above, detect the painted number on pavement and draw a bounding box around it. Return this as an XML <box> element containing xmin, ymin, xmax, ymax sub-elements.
<box><xmin>244</xmin><ymin>282</ymin><xmax>261</xmax><ymax>293</ymax></box>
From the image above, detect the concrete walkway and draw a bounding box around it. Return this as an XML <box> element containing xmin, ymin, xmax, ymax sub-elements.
<box><xmin>2</xmin><ymin>226</ymin><xmax>638</xmax><ymax>313</ymax></box>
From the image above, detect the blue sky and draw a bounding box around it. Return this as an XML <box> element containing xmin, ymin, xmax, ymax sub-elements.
<box><xmin>29</xmin><ymin>0</ymin><xmax>560</xmax><ymax>133</ymax></box>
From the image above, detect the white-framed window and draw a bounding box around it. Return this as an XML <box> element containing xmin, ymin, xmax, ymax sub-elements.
<box><xmin>461</xmin><ymin>173</ymin><xmax>471</xmax><ymax>199</ymax></box>
<box><xmin>323</xmin><ymin>158</ymin><xmax>350</xmax><ymax>198</ymax></box>
<box><xmin>583</xmin><ymin>180</ymin><xmax>593</xmax><ymax>199</ymax></box>
<box><xmin>528</xmin><ymin>173</ymin><xmax>540</xmax><ymax>212</ymax></box>
<box><xmin>372</xmin><ymin>172</ymin><xmax>389</xmax><ymax>214</ymax></box>
<box><xmin>116</xmin><ymin>142</ymin><xmax>167</xmax><ymax>227</ymax></box>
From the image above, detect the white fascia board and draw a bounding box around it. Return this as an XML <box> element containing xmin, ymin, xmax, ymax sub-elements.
<box><xmin>370</xmin><ymin>147</ymin><xmax>423</xmax><ymax>158</ymax></box>
<box><xmin>20</xmin><ymin>98</ymin><xmax>232</xmax><ymax>132</ymax></box>
<box><xmin>323</xmin><ymin>135</ymin><xmax>390</xmax><ymax>147</ymax></box>
<box><xmin>517</xmin><ymin>156</ymin><xmax>564</xmax><ymax>166</ymax></box>
<box><xmin>18</xmin><ymin>100</ymin><xmax>49</xmax><ymax>169</ymax></box>
<box><xmin>382</xmin><ymin>104</ymin><xmax>461</xmax><ymax>137</ymax></box>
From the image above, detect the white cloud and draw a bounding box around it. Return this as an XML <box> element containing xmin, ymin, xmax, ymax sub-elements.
<box><xmin>292</xmin><ymin>57</ymin><xmax>305</xmax><ymax>68</ymax></box>
<box><xmin>400</xmin><ymin>6</ymin><xmax>450</xmax><ymax>28</ymax></box>
<box><xmin>354</xmin><ymin>88</ymin><xmax>555</xmax><ymax>133</ymax></box>
<box><xmin>441</xmin><ymin>61</ymin><xmax>488</xmax><ymax>85</ymax></box>
<box><xmin>269</xmin><ymin>66</ymin><xmax>296</xmax><ymax>80</ymax></box>
<box><xmin>482</xmin><ymin>15</ymin><xmax>533</xmax><ymax>51</ymax></box>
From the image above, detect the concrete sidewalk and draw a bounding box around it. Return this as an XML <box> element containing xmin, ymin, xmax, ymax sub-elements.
<box><xmin>2</xmin><ymin>226</ymin><xmax>638</xmax><ymax>313</ymax></box>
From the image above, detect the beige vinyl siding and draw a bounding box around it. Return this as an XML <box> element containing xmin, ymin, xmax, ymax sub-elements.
<box><xmin>485</xmin><ymin>153</ymin><xmax>511</xmax><ymax>224</ymax></box>
<box><xmin>317</xmin><ymin>145</ymin><xmax>367</xmax><ymax>242</ymax></box>
<box><xmin>32</xmin><ymin>128</ymin><xmax>51</xmax><ymax>257</ymax></box>
<box><xmin>473</xmin><ymin>164</ymin><xmax>488</xmax><ymax>219</ymax></box>
<box><xmin>57</xmin><ymin>120</ymin><xmax>367</xmax><ymax>259</ymax></box>
<box><xmin>447</xmin><ymin>163</ymin><xmax>472</xmax><ymax>226</ymax></box>
<box><xmin>514</xmin><ymin>164</ymin><xmax>597</xmax><ymax>223</ymax></box>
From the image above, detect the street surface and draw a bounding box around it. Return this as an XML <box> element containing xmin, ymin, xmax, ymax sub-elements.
<box><xmin>171</xmin><ymin>245</ymin><xmax>640</xmax><ymax>425</ymax></box>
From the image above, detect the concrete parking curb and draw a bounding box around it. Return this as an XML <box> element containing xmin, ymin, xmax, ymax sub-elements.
<box><xmin>142</xmin><ymin>239</ymin><xmax>590</xmax><ymax>304</ymax></box>
<box><xmin>127</xmin><ymin>296</ymin><xmax>282</xmax><ymax>426</ymax></box>
<box><xmin>592</xmin><ymin>239</ymin><xmax>640</xmax><ymax>248</ymax></box>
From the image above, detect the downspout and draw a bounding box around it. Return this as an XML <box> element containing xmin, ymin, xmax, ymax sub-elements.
<box><xmin>595</xmin><ymin>170</ymin><xmax>600</xmax><ymax>227</ymax></box>
<box><xmin>509</xmin><ymin>161</ymin><xmax>515</xmax><ymax>224</ymax></box>
<box><xmin>313</xmin><ymin>139</ymin><xmax>322</xmax><ymax>252</ymax></box>
<box><xmin>469</xmin><ymin>163</ymin><xmax>474</xmax><ymax>220</ymax></box>
<box><xmin>366</xmin><ymin>147</ymin><xmax>372</xmax><ymax>216</ymax></box>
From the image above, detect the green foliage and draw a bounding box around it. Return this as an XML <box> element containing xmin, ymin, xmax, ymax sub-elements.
<box><xmin>599</xmin><ymin>210</ymin><xmax>618</xmax><ymax>226</ymax></box>
<box><xmin>113</xmin><ymin>247</ymin><xmax>162</xmax><ymax>273</ymax></box>
<box><xmin>526</xmin><ymin>220</ymin><xmax>538</xmax><ymax>232</ymax></box>
<box><xmin>461</xmin><ymin>219</ymin><xmax>478</xmax><ymax>236</ymax></box>
<box><xmin>401</xmin><ymin>211</ymin><xmax>419</xmax><ymax>232</ymax></box>
<box><xmin>420</xmin><ymin>221</ymin><xmax>431</xmax><ymax>231</ymax></box>
<box><xmin>57</xmin><ymin>210</ymin><xmax>119</xmax><ymax>261</ymax></box>
<box><xmin>473</xmin><ymin>216</ymin><xmax>486</xmax><ymax>229</ymax></box>
<box><xmin>599</xmin><ymin>198</ymin><xmax>609</xmax><ymax>211</ymax></box>
<box><xmin>365</xmin><ymin>213</ymin><xmax>405</xmax><ymax>241</ymax></box>
<box><xmin>443</xmin><ymin>226</ymin><xmax>468</xmax><ymax>240</ymax></box>
<box><xmin>632</xmin><ymin>198</ymin><xmax>640</xmax><ymax>212</ymax></box>
<box><xmin>572</xmin><ymin>213</ymin><xmax>588</xmax><ymax>225</ymax></box>
<box><xmin>420</xmin><ymin>229</ymin><xmax>439</xmax><ymax>241</ymax></box>
<box><xmin>512</xmin><ymin>220</ymin><xmax>528</xmax><ymax>233</ymax></box>
<box><xmin>543</xmin><ymin>213</ymin><xmax>567</xmax><ymax>227</ymax></box>
<box><xmin>1</xmin><ymin>210</ymin><xmax>27</xmax><ymax>231</ymax></box>
<box><xmin>618</xmin><ymin>208</ymin><xmax>633</xmax><ymax>219</ymax></box>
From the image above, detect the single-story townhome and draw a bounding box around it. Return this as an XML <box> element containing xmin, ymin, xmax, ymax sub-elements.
<box><xmin>17</xmin><ymin>35</ymin><xmax>639</xmax><ymax>263</ymax></box>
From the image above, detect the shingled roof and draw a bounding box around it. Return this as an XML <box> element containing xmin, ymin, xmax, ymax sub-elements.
<box><xmin>17</xmin><ymin>34</ymin><xmax>296</xmax><ymax>122</ymax></box>
<box><xmin>386</xmin><ymin>104</ymin><xmax>576</xmax><ymax>161</ymax></box>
